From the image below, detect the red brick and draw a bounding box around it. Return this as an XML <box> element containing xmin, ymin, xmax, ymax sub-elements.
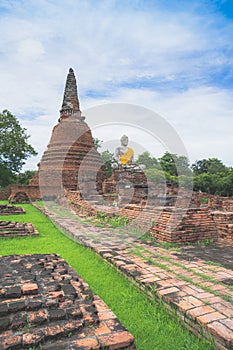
<box><xmin>158</xmin><ymin>287</ymin><xmax>180</xmax><ymax>296</ymax></box>
<box><xmin>185</xmin><ymin>296</ymin><xmax>204</xmax><ymax>307</ymax></box>
<box><xmin>71</xmin><ymin>336</ymin><xmax>99</xmax><ymax>349</ymax></box>
<box><xmin>98</xmin><ymin>310</ymin><xmax>117</xmax><ymax>321</ymax></box>
<box><xmin>208</xmin><ymin>321</ymin><xmax>233</xmax><ymax>343</ymax></box>
<box><xmin>3</xmin><ymin>335</ymin><xmax>21</xmax><ymax>349</ymax></box>
<box><xmin>186</xmin><ymin>305</ymin><xmax>215</xmax><ymax>319</ymax></box>
<box><xmin>22</xmin><ymin>331</ymin><xmax>44</xmax><ymax>346</ymax></box>
<box><xmin>98</xmin><ymin>331</ymin><xmax>135</xmax><ymax>349</ymax></box>
<box><xmin>43</xmin><ymin>324</ymin><xmax>65</xmax><ymax>338</ymax></box>
<box><xmin>22</xmin><ymin>283</ymin><xmax>38</xmax><ymax>295</ymax></box>
<box><xmin>174</xmin><ymin>299</ymin><xmax>196</xmax><ymax>313</ymax></box>
<box><xmin>48</xmin><ymin>291</ymin><xmax>63</xmax><ymax>299</ymax></box>
<box><xmin>197</xmin><ymin>311</ymin><xmax>226</xmax><ymax>325</ymax></box>
<box><xmin>212</xmin><ymin>303</ymin><xmax>233</xmax><ymax>318</ymax></box>
<box><xmin>94</xmin><ymin>321</ymin><xmax>110</xmax><ymax>336</ymax></box>
<box><xmin>220</xmin><ymin>318</ymin><xmax>233</xmax><ymax>332</ymax></box>
<box><xmin>29</xmin><ymin>309</ymin><xmax>48</xmax><ymax>324</ymax></box>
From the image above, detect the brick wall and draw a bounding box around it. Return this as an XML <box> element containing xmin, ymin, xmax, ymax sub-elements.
<box><xmin>64</xmin><ymin>189</ymin><xmax>222</xmax><ymax>244</ymax></box>
<box><xmin>212</xmin><ymin>211</ymin><xmax>233</xmax><ymax>243</ymax></box>
<box><xmin>9</xmin><ymin>185</ymin><xmax>41</xmax><ymax>201</ymax></box>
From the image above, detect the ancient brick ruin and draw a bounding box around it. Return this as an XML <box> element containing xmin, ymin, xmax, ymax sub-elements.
<box><xmin>0</xmin><ymin>204</ymin><xmax>25</xmax><ymax>215</ymax></box>
<box><xmin>37</xmin><ymin>68</ymin><xmax>106</xmax><ymax>200</ymax></box>
<box><xmin>0</xmin><ymin>254</ymin><xmax>135</xmax><ymax>349</ymax></box>
<box><xmin>4</xmin><ymin>68</ymin><xmax>105</xmax><ymax>201</ymax></box>
<box><xmin>0</xmin><ymin>221</ymin><xmax>38</xmax><ymax>237</ymax></box>
<box><xmin>9</xmin><ymin>191</ymin><xmax>31</xmax><ymax>204</ymax></box>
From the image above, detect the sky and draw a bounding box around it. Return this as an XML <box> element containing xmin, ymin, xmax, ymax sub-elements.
<box><xmin>0</xmin><ymin>0</ymin><xmax>233</xmax><ymax>170</ymax></box>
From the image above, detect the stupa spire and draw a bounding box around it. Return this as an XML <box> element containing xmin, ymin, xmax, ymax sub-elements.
<box><xmin>59</xmin><ymin>68</ymin><xmax>80</xmax><ymax>121</ymax></box>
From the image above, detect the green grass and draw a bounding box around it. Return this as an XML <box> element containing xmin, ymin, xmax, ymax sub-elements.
<box><xmin>0</xmin><ymin>202</ymin><xmax>215</xmax><ymax>350</ymax></box>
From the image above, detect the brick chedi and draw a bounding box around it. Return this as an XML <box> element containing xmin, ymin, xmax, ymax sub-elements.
<box><xmin>31</xmin><ymin>68</ymin><xmax>105</xmax><ymax>199</ymax></box>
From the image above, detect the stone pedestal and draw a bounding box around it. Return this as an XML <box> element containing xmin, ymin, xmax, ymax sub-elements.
<box><xmin>103</xmin><ymin>166</ymin><xmax>148</xmax><ymax>206</ymax></box>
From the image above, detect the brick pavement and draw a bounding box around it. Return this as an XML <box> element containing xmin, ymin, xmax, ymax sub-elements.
<box><xmin>41</xmin><ymin>207</ymin><xmax>233</xmax><ymax>350</ymax></box>
<box><xmin>0</xmin><ymin>254</ymin><xmax>135</xmax><ymax>350</ymax></box>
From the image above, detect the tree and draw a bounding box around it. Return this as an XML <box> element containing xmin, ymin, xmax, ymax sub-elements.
<box><xmin>0</xmin><ymin>164</ymin><xmax>16</xmax><ymax>189</ymax></box>
<box><xmin>93</xmin><ymin>138</ymin><xmax>103</xmax><ymax>150</ymax></box>
<box><xmin>144</xmin><ymin>168</ymin><xmax>166</xmax><ymax>184</ymax></box>
<box><xmin>159</xmin><ymin>152</ymin><xmax>191</xmax><ymax>176</ymax></box>
<box><xmin>101</xmin><ymin>150</ymin><xmax>115</xmax><ymax>178</ymax></box>
<box><xmin>15</xmin><ymin>170</ymin><xmax>36</xmax><ymax>185</ymax></box>
<box><xmin>0</xmin><ymin>110</ymin><xmax>37</xmax><ymax>186</ymax></box>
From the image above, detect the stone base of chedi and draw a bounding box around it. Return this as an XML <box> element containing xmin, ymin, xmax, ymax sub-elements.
<box><xmin>0</xmin><ymin>254</ymin><xmax>135</xmax><ymax>350</ymax></box>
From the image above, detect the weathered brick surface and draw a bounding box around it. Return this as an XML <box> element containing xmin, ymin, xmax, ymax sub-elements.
<box><xmin>32</xmin><ymin>68</ymin><xmax>106</xmax><ymax>199</ymax></box>
<box><xmin>6</xmin><ymin>184</ymin><xmax>41</xmax><ymax>201</ymax></box>
<box><xmin>0</xmin><ymin>221</ymin><xmax>38</xmax><ymax>237</ymax></box>
<box><xmin>66</xmin><ymin>190</ymin><xmax>224</xmax><ymax>244</ymax></box>
<box><xmin>0</xmin><ymin>204</ymin><xmax>25</xmax><ymax>215</ymax></box>
<box><xmin>2</xmin><ymin>68</ymin><xmax>106</xmax><ymax>202</ymax></box>
<box><xmin>0</xmin><ymin>254</ymin><xmax>135</xmax><ymax>349</ymax></box>
<box><xmin>9</xmin><ymin>191</ymin><xmax>31</xmax><ymax>204</ymax></box>
<box><xmin>0</xmin><ymin>185</ymin><xmax>12</xmax><ymax>201</ymax></box>
<box><xmin>213</xmin><ymin>212</ymin><xmax>233</xmax><ymax>243</ymax></box>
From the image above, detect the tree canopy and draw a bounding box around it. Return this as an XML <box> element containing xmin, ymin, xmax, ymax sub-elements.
<box><xmin>101</xmin><ymin>150</ymin><xmax>115</xmax><ymax>178</ymax></box>
<box><xmin>137</xmin><ymin>151</ymin><xmax>158</xmax><ymax>168</ymax></box>
<box><xmin>0</xmin><ymin>110</ymin><xmax>37</xmax><ymax>188</ymax></box>
<box><xmin>191</xmin><ymin>158</ymin><xmax>227</xmax><ymax>175</ymax></box>
<box><xmin>135</xmin><ymin>151</ymin><xmax>233</xmax><ymax>195</ymax></box>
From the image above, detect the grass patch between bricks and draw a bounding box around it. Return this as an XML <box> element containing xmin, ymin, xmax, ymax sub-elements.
<box><xmin>0</xmin><ymin>202</ymin><xmax>215</xmax><ymax>350</ymax></box>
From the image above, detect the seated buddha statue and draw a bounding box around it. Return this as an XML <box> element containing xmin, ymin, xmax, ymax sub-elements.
<box><xmin>115</xmin><ymin>135</ymin><xmax>134</xmax><ymax>165</ymax></box>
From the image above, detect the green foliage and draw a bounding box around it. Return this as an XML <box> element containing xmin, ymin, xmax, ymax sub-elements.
<box><xmin>137</xmin><ymin>151</ymin><xmax>158</xmax><ymax>168</ymax></box>
<box><xmin>193</xmin><ymin>170</ymin><xmax>233</xmax><ymax>196</ymax></box>
<box><xmin>101</xmin><ymin>150</ymin><xmax>115</xmax><ymax>178</ymax></box>
<box><xmin>200</xmin><ymin>197</ymin><xmax>208</xmax><ymax>204</ymax></box>
<box><xmin>178</xmin><ymin>174</ymin><xmax>193</xmax><ymax>189</ymax></box>
<box><xmin>144</xmin><ymin>168</ymin><xmax>166</xmax><ymax>184</ymax></box>
<box><xmin>136</xmin><ymin>150</ymin><xmax>233</xmax><ymax>196</ymax></box>
<box><xmin>95</xmin><ymin>211</ymin><xmax>129</xmax><ymax>227</ymax></box>
<box><xmin>191</xmin><ymin>158</ymin><xmax>227</xmax><ymax>175</ymax></box>
<box><xmin>0</xmin><ymin>109</ymin><xmax>37</xmax><ymax>174</ymax></box>
<box><xmin>0</xmin><ymin>164</ymin><xmax>16</xmax><ymax>189</ymax></box>
<box><xmin>93</xmin><ymin>138</ymin><xmax>103</xmax><ymax>150</ymax></box>
<box><xmin>15</xmin><ymin>170</ymin><xmax>36</xmax><ymax>185</ymax></box>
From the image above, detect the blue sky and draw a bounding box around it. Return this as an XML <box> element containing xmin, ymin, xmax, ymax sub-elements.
<box><xmin>0</xmin><ymin>0</ymin><xmax>233</xmax><ymax>169</ymax></box>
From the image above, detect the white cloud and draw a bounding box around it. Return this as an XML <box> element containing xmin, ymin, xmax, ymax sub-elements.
<box><xmin>17</xmin><ymin>39</ymin><xmax>45</xmax><ymax>62</ymax></box>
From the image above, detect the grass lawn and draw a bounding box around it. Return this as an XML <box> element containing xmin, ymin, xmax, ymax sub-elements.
<box><xmin>0</xmin><ymin>202</ymin><xmax>215</xmax><ymax>350</ymax></box>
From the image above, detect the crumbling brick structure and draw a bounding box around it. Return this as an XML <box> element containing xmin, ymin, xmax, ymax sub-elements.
<box><xmin>0</xmin><ymin>204</ymin><xmax>25</xmax><ymax>215</ymax></box>
<box><xmin>0</xmin><ymin>221</ymin><xmax>38</xmax><ymax>237</ymax></box>
<box><xmin>0</xmin><ymin>254</ymin><xmax>135</xmax><ymax>349</ymax></box>
<box><xmin>9</xmin><ymin>191</ymin><xmax>31</xmax><ymax>204</ymax></box>
<box><xmin>34</xmin><ymin>68</ymin><xmax>106</xmax><ymax>199</ymax></box>
<box><xmin>6</xmin><ymin>68</ymin><xmax>106</xmax><ymax>201</ymax></box>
